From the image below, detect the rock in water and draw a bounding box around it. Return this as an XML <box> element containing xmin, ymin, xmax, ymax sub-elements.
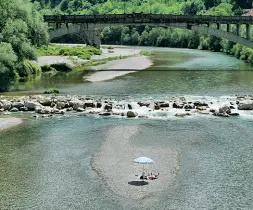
<box><xmin>127</xmin><ymin>111</ymin><xmax>138</xmax><ymax>118</ymax></box>
<box><xmin>0</xmin><ymin>100</ymin><xmax>11</xmax><ymax>110</ymax></box>
<box><xmin>12</xmin><ymin>101</ymin><xmax>24</xmax><ymax>109</ymax></box>
<box><xmin>104</xmin><ymin>104</ymin><xmax>112</xmax><ymax>111</ymax></box>
<box><xmin>39</xmin><ymin>99</ymin><xmax>52</xmax><ymax>106</ymax></box>
<box><xmin>56</xmin><ymin>101</ymin><xmax>66</xmax><ymax>109</ymax></box>
<box><xmin>238</xmin><ymin>103</ymin><xmax>253</xmax><ymax>110</ymax></box>
<box><xmin>173</xmin><ymin>102</ymin><xmax>183</xmax><ymax>109</ymax></box>
<box><xmin>219</xmin><ymin>105</ymin><xmax>231</xmax><ymax>114</ymax></box>
<box><xmin>24</xmin><ymin>101</ymin><xmax>42</xmax><ymax>111</ymax></box>
<box><xmin>10</xmin><ymin>107</ymin><xmax>19</xmax><ymax>112</ymax></box>
<box><xmin>127</xmin><ymin>104</ymin><xmax>133</xmax><ymax>110</ymax></box>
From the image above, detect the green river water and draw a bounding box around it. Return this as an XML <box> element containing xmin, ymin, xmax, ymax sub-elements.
<box><xmin>1</xmin><ymin>47</ymin><xmax>253</xmax><ymax>209</ymax></box>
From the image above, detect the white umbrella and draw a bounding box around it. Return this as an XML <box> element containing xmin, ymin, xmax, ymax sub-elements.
<box><xmin>134</xmin><ymin>157</ymin><xmax>154</xmax><ymax>177</ymax></box>
<box><xmin>134</xmin><ymin>157</ymin><xmax>154</xmax><ymax>164</ymax></box>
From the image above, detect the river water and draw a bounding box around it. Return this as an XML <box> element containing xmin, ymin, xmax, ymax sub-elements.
<box><xmin>1</xmin><ymin>47</ymin><xmax>253</xmax><ymax>209</ymax></box>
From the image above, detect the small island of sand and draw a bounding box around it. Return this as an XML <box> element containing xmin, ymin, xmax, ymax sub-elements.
<box><xmin>91</xmin><ymin>124</ymin><xmax>180</xmax><ymax>200</ymax></box>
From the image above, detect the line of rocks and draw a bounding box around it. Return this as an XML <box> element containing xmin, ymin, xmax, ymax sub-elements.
<box><xmin>0</xmin><ymin>95</ymin><xmax>253</xmax><ymax>118</ymax></box>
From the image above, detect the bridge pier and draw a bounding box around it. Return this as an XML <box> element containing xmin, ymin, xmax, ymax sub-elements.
<box><xmin>227</xmin><ymin>24</ymin><xmax>231</xmax><ymax>32</ymax></box>
<box><xmin>246</xmin><ymin>24</ymin><xmax>251</xmax><ymax>40</ymax></box>
<box><xmin>81</xmin><ymin>29</ymin><xmax>101</xmax><ymax>49</ymax></box>
<box><xmin>216</xmin><ymin>23</ymin><xmax>220</xmax><ymax>30</ymax></box>
<box><xmin>236</xmin><ymin>24</ymin><xmax>241</xmax><ymax>36</ymax></box>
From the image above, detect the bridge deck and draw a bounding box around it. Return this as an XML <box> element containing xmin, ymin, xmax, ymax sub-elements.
<box><xmin>44</xmin><ymin>14</ymin><xmax>253</xmax><ymax>24</ymax></box>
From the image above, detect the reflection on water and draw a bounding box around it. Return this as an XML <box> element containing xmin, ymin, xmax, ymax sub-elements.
<box><xmin>8</xmin><ymin>47</ymin><xmax>253</xmax><ymax>98</ymax></box>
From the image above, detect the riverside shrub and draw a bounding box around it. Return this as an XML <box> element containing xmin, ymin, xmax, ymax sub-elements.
<box><xmin>37</xmin><ymin>44</ymin><xmax>102</xmax><ymax>60</ymax></box>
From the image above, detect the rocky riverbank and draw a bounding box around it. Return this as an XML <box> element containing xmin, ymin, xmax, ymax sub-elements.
<box><xmin>1</xmin><ymin>94</ymin><xmax>253</xmax><ymax>119</ymax></box>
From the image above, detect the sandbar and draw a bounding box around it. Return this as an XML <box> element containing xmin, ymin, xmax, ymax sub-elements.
<box><xmin>91</xmin><ymin>124</ymin><xmax>180</xmax><ymax>200</ymax></box>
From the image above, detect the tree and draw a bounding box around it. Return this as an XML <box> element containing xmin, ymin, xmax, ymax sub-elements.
<box><xmin>0</xmin><ymin>0</ymin><xmax>48</xmax><ymax>91</ymax></box>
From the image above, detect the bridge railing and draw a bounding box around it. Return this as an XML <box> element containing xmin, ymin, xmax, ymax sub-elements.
<box><xmin>44</xmin><ymin>14</ymin><xmax>253</xmax><ymax>24</ymax></box>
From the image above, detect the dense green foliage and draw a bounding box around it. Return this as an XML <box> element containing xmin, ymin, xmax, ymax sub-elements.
<box><xmin>37</xmin><ymin>44</ymin><xmax>102</xmax><ymax>59</ymax></box>
<box><xmin>0</xmin><ymin>0</ymin><xmax>48</xmax><ymax>91</ymax></box>
<box><xmin>44</xmin><ymin>88</ymin><xmax>60</xmax><ymax>94</ymax></box>
<box><xmin>33</xmin><ymin>0</ymin><xmax>252</xmax><ymax>15</ymax></box>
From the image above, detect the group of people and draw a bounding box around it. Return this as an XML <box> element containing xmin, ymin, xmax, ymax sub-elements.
<box><xmin>140</xmin><ymin>172</ymin><xmax>159</xmax><ymax>180</ymax></box>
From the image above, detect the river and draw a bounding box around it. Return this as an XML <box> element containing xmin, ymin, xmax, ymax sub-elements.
<box><xmin>1</xmin><ymin>47</ymin><xmax>253</xmax><ymax>209</ymax></box>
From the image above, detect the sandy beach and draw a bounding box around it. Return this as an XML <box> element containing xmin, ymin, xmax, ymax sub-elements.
<box><xmin>91</xmin><ymin>124</ymin><xmax>180</xmax><ymax>200</ymax></box>
<box><xmin>35</xmin><ymin>44</ymin><xmax>153</xmax><ymax>82</ymax></box>
<box><xmin>35</xmin><ymin>45</ymin><xmax>142</xmax><ymax>67</ymax></box>
<box><xmin>85</xmin><ymin>56</ymin><xmax>153</xmax><ymax>82</ymax></box>
<box><xmin>0</xmin><ymin>117</ymin><xmax>22</xmax><ymax>131</ymax></box>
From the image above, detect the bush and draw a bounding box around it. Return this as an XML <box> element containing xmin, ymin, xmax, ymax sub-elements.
<box><xmin>41</xmin><ymin>64</ymin><xmax>56</xmax><ymax>72</ymax></box>
<box><xmin>44</xmin><ymin>88</ymin><xmax>60</xmax><ymax>94</ymax></box>
<box><xmin>50</xmin><ymin>63</ymin><xmax>72</xmax><ymax>72</ymax></box>
<box><xmin>37</xmin><ymin>44</ymin><xmax>102</xmax><ymax>60</ymax></box>
<box><xmin>16</xmin><ymin>60</ymin><xmax>41</xmax><ymax>77</ymax></box>
<box><xmin>140</xmin><ymin>50</ymin><xmax>153</xmax><ymax>56</ymax></box>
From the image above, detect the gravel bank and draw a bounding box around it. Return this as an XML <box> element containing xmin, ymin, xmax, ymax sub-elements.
<box><xmin>85</xmin><ymin>56</ymin><xmax>152</xmax><ymax>82</ymax></box>
<box><xmin>91</xmin><ymin>124</ymin><xmax>180</xmax><ymax>200</ymax></box>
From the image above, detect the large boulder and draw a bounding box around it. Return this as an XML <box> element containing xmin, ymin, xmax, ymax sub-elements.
<box><xmin>96</xmin><ymin>102</ymin><xmax>102</xmax><ymax>108</ymax></box>
<box><xmin>154</xmin><ymin>104</ymin><xmax>160</xmax><ymax>110</ymax></box>
<box><xmin>238</xmin><ymin>103</ymin><xmax>253</xmax><ymax>110</ymax></box>
<box><xmin>39</xmin><ymin>98</ymin><xmax>52</xmax><ymax>106</ymax></box>
<box><xmin>35</xmin><ymin>107</ymin><xmax>51</xmax><ymax>114</ymax></box>
<box><xmin>193</xmin><ymin>101</ymin><xmax>208</xmax><ymax>107</ymax></box>
<box><xmin>219</xmin><ymin>105</ymin><xmax>231</xmax><ymax>114</ymax></box>
<box><xmin>70</xmin><ymin>101</ymin><xmax>85</xmax><ymax>110</ymax></box>
<box><xmin>56</xmin><ymin>101</ymin><xmax>66</xmax><ymax>109</ymax></box>
<box><xmin>137</xmin><ymin>102</ymin><xmax>150</xmax><ymax>107</ymax></box>
<box><xmin>159</xmin><ymin>103</ymin><xmax>170</xmax><ymax>108</ymax></box>
<box><xmin>0</xmin><ymin>100</ymin><xmax>11</xmax><ymax>110</ymax></box>
<box><xmin>184</xmin><ymin>104</ymin><xmax>195</xmax><ymax>109</ymax></box>
<box><xmin>24</xmin><ymin>101</ymin><xmax>42</xmax><ymax>111</ymax></box>
<box><xmin>173</xmin><ymin>102</ymin><xmax>184</xmax><ymax>109</ymax></box>
<box><xmin>85</xmin><ymin>101</ymin><xmax>95</xmax><ymax>108</ymax></box>
<box><xmin>76</xmin><ymin>107</ymin><xmax>85</xmax><ymax>112</ymax></box>
<box><xmin>12</xmin><ymin>101</ymin><xmax>24</xmax><ymax>109</ymax></box>
<box><xmin>127</xmin><ymin>111</ymin><xmax>138</xmax><ymax>118</ymax></box>
<box><xmin>104</xmin><ymin>104</ymin><xmax>112</xmax><ymax>111</ymax></box>
<box><xmin>10</xmin><ymin>107</ymin><xmax>19</xmax><ymax>112</ymax></box>
<box><xmin>127</xmin><ymin>104</ymin><xmax>133</xmax><ymax>110</ymax></box>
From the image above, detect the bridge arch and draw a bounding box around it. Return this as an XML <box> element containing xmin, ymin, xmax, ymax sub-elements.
<box><xmin>46</xmin><ymin>14</ymin><xmax>253</xmax><ymax>49</ymax></box>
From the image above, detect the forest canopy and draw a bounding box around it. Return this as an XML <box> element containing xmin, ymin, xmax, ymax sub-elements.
<box><xmin>32</xmin><ymin>0</ymin><xmax>252</xmax><ymax>15</ymax></box>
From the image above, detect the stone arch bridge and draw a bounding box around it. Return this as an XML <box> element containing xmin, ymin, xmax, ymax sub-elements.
<box><xmin>44</xmin><ymin>14</ymin><xmax>253</xmax><ymax>49</ymax></box>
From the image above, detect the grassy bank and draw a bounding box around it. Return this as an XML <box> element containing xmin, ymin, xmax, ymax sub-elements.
<box><xmin>37</xmin><ymin>44</ymin><xmax>102</xmax><ymax>60</ymax></box>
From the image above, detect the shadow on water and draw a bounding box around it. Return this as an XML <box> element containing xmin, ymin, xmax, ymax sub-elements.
<box><xmin>128</xmin><ymin>181</ymin><xmax>149</xmax><ymax>186</ymax></box>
